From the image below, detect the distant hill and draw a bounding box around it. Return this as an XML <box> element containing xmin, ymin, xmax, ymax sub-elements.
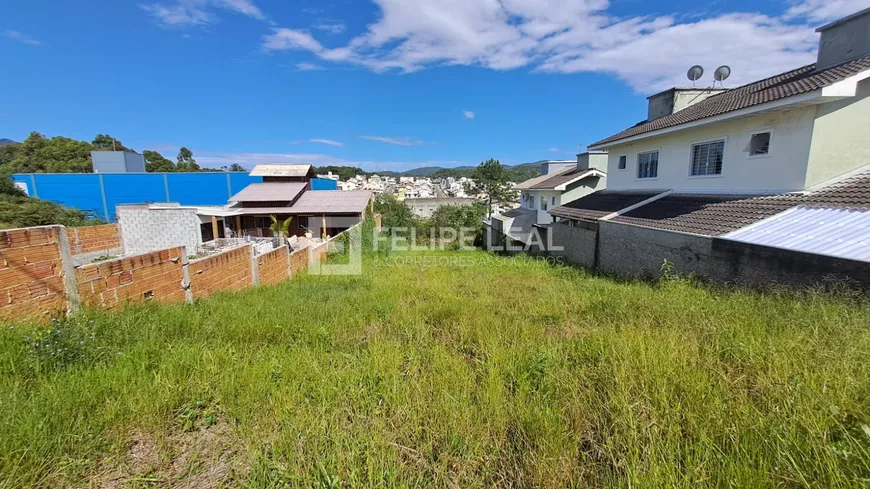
<box><xmin>0</xmin><ymin>139</ymin><xmax>20</xmax><ymax>147</ymax></box>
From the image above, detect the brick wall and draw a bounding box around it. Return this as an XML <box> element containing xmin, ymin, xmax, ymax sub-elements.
<box><xmin>75</xmin><ymin>247</ymin><xmax>186</xmax><ymax>309</ymax></box>
<box><xmin>189</xmin><ymin>245</ymin><xmax>253</xmax><ymax>300</ymax></box>
<box><xmin>67</xmin><ymin>224</ymin><xmax>122</xmax><ymax>255</ymax></box>
<box><xmin>257</xmin><ymin>245</ymin><xmax>289</xmax><ymax>286</ymax></box>
<box><xmin>289</xmin><ymin>247</ymin><xmax>310</xmax><ymax>277</ymax></box>
<box><xmin>0</xmin><ymin>227</ymin><xmax>69</xmax><ymax>322</ymax></box>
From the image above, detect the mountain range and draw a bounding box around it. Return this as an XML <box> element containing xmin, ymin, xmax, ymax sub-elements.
<box><xmin>0</xmin><ymin>139</ymin><xmax>20</xmax><ymax>147</ymax></box>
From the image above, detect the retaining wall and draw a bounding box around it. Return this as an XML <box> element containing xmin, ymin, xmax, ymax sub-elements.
<box><xmin>551</xmin><ymin>218</ymin><xmax>870</xmax><ymax>288</ymax></box>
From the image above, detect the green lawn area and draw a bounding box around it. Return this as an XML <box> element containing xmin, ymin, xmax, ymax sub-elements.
<box><xmin>2</xmin><ymin>250</ymin><xmax>870</xmax><ymax>488</ymax></box>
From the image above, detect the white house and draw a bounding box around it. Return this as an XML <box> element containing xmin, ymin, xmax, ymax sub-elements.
<box><xmin>492</xmin><ymin>154</ymin><xmax>606</xmax><ymax>244</ymax></box>
<box><xmin>587</xmin><ymin>11</ymin><xmax>870</xmax><ymax>195</ymax></box>
<box><xmin>550</xmin><ymin>7</ymin><xmax>870</xmax><ymax>263</ymax></box>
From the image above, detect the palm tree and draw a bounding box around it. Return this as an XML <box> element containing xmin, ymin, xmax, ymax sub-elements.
<box><xmin>269</xmin><ymin>215</ymin><xmax>293</xmax><ymax>238</ymax></box>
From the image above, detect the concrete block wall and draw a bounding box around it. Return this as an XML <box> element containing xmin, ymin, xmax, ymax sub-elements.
<box><xmin>549</xmin><ymin>222</ymin><xmax>597</xmax><ymax>268</ymax></box>
<box><xmin>597</xmin><ymin>221</ymin><xmax>713</xmax><ymax>278</ymax></box>
<box><xmin>75</xmin><ymin>247</ymin><xmax>187</xmax><ymax>309</ymax></box>
<box><xmin>118</xmin><ymin>205</ymin><xmax>202</xmax><ymax>255</ymax></box>
<box><xmin>257</xmin><ymin>245</ymin><xmax>290</xmax><ymax>286</ymax></box>
<box><xmin>550</xmin><ymin>218</ymin><xmax>870</xmax><ymax>288</ymax></box>
<box><xmin>188</xmin><ymin>245</ymin><xmax>254</xmax><ymax>300</ymax></box>
<box><xmin>0</xmin><ymin>226</ymin><xmax>72</xmax><ymax>322</ymax></box>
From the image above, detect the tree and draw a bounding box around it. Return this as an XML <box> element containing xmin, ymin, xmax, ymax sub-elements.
<box><xmin>143</xmin><ymin>150</ymin><xmax>177</xmax><ymax>172</ymax></box>
<box><xmin>0</xmin><ymin>143</ymin><xmax>20</xmax><ymax>168</ymax></box>
<box><xmin>176</xmin><ymin>147</ymin><xmax>200</xmax><ymax>172</ymax></box>
<box><xmin>6</xmin><ymin>132</ymin><xmax>93</xmax><ymax>174</ymax></box>
<box><xmin>373</xmin><ymin>194</ymin><xmax>416</xmax><ymax>229</ymax></box>
<box><xmin>91</xmin><ymin>134</ymin><xmax>132</xmax><ymax>152</ymax></box>
<box><xmin>0</xmin><ymin>175</ymin><xmax>25</xmax><ymax>197</ymax></box>
<box><xmin>313</xmin><ymin>165</ymin><xmax>368</xmax><ymax>181</ymax></box>
<box><xmin>228</xmin><ymin>163</ymin><xmax>246</xmax><ymax>172</ymax></box>
<box><xmin>469</xmin><ymin>158</ymin><xmax>517</xmax><ymax>218</ymax></box>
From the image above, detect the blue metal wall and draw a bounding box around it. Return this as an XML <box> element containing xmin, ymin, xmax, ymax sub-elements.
<box><xmin>12</xmin><ymin>172</ymin><xmax>262</xmax><ymax>221</ymax></box>
<box><xmin>310</xmin><ymin>178</ymin><xmax>338</xmax><ymax>190</ymax></box>
<box><xmin>11</xmin><ymin>173</ymin><xmax>340</xmax><ymax>221</ymax></box>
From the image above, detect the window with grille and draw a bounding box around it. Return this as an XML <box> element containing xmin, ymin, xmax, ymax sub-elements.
<box><xmin>691</xmin><ymin>140</ymin><xmax>724</xmax><ymax>176</ymax></box>
<box><xmin>617</xmin><ymin>155</ymin><xmax>627</xmax><ymax>170</ymax></box>
<box><xmin>637</xmin><ymin>151</ymin><xmax>658</xmax><ymax>179</ymax></box>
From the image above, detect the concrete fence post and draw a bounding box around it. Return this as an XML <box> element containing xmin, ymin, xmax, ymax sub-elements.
<box><xmin>72</xmin><ymin>227</ymin><xmax>81</xmax><ymax>255</ymax></box>
<box><xmin>56</xmin><ymin>225</ymin><xmax>81</xmax><ymax>315</ymax></box>
<box><xmin>250</xmin><ymin>244</ymin><xmax>260</xmax><ymax>286</ymax></box>
<box><xmin>180</xmin><ymin>247</ymin><xmax>194</xmax><ymax>304</ymax></box>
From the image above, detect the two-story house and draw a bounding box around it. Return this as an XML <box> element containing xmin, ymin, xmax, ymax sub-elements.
<box><xmin>491</xmin><ymin>154</ymin><xmax>606</xmax><ymax>245</ymax></box>
<box><xmin>549</xmin><ymin>7</ymin><xmax>870</xmax><ymax>265</ymax></box>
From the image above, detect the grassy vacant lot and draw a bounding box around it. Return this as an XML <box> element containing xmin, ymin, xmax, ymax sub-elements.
<box><xmin>1</xmin><ymin>251</ymin><xmax>870</xmax><ymax>488</ymax></box>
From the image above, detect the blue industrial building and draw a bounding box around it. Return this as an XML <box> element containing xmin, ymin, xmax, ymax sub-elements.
<box><xmin>11</xmin><ymin>172</ymin><xmax>338</xmax><ymax>221</ymax></box>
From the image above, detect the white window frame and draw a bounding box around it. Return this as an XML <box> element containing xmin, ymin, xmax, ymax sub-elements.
<box><xmin>617</xmin><ymin>154</ymin><xmax>628</xmax><ymax>171</ymax></box>
<box><xmin>687</xmin><ymin>137</ymin><xmax>727</xmax><ymax>178</ymax></box>
<box><xmin>541</xmin><ymin>195</ymin><xmax>548</xmax><ymax>210</ymax></box>
<box><xmin>746</xmin><ymin>128</ymin><xmax>773</xmax><ymax>159</ymax></box>
<box><xmin>636</xmin><ymin>149</ymin><xmax>660</xmax><ymax>180</ymax></box>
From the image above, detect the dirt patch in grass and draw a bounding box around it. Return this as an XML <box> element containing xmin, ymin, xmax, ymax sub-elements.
<box><xmin>94</xmin><ymin>421</ymin><xmax>245</xmax><ymax>489</ymax></box>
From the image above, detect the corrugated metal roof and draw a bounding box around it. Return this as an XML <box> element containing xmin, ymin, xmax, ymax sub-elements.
<box><xmin>723</xmin><ymin>206</ymin><xmax>870</xmax><ymax>262</ymax></box>
<box><xmin>249</xmin><ymin>164</ymin><xmax>313</xmax><ymax>177</ymax></box>
<box><xmin>229</xmin><ymin>182</ymin><xmax>307</xmax><ymax>202</ymax></box>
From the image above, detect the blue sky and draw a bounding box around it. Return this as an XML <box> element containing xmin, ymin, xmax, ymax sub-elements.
<box><xmin>0</xmin><ymin>0</ymin><xmax>864</xmax><ymax>171</ymax></box>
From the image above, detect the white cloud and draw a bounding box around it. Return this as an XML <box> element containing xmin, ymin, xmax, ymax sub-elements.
<box><xmin>462</xmin><ymin>110</ymin><xmax>475</xmax><ymax>120</ymax></box>
<box><xmin>296</xmin><ymin>62</ymin><xmax>324</xmax><ymax>71</ymax></box>
<box><xmin>785</xmin><ymin>0</ymin><xmax>868</xmax><ymax>23</ymax></box>
<box><xmin>358</xmin><ymin>135</ymin><xmax>425</xmax><ymax>146</ymax></box>
<box><xmin>547</xmin><ymin>147</ymin><xmax>561</xmax><ymax>152</ymax></box>
<box><xmin>309</xmin><ymin>138</ymin><xmax>344</xmax><ymax>147</ymax></box>
<box><xmin>262</xmin><ymin>0</ymin><xmax>860</xmax><ymax>92</ymax></box>
<box><xmin>4</xmin><ymin>30</ymin><xmax>42</xmax><ymax>46</ymax></box>
<box><xmin>313</xmin><ymin>22</ymin><xmax>345</xmax><ymax>34</ymax></box>
<box><xmin>141</xmin><ymin>0</ymin><xmax>264</xmax><ymax>27</ymax></box>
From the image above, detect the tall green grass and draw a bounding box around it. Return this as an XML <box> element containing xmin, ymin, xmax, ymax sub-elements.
<box><xmin>1</xmin><ymin>251</ymin><xmax>869</xmax><ymax>488</ymax></box>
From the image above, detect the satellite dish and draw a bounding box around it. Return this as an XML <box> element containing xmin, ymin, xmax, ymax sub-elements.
<box><xmin>714</xmin><ymin>65</ymin><xmax>731</xmax><ymax>84</ymax></box>
<box><xmin>686</xmin><ymin>65</ymin><xmax>704</xmax><ymax>86</ymax></box>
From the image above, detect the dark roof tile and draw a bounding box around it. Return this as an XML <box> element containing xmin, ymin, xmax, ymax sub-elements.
<box><xmin>549</xmin><ymin>191</ymin><xmax>661</xmax><ymax>220</ymax></box>
<box><xmin>609</xmin><ymin>170</ymin><xmax>870</xmax><ymax>235</ymax></box>
<box><xmin>591</xmin><ymin>56</ymin><xmax>870</xmax><ymax>147</ymax></box>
